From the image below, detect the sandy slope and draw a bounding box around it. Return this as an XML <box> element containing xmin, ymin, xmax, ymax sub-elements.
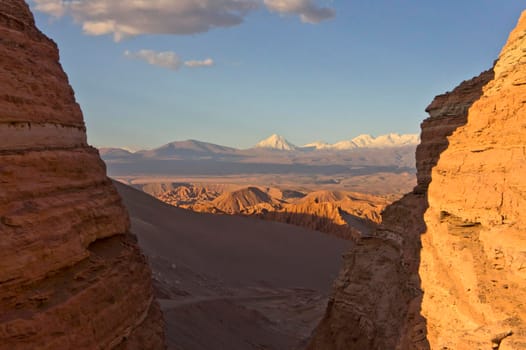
<box><xmin>114</xmin><ymin>181</ymin><xmax>351</xmax><ymax>349</ymax></box>
<box><xmin>137</xmin><ymin>182</ymin><xmax>391</xmax><ymax>239</ymax></box>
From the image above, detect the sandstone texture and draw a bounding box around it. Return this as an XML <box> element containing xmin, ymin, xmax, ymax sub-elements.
<box><xmin>420</xmin><ymin>11</ymin><xmax>526</xmax><ymax>349</ymax></box>
<box><xmin>309</xmin><ymin>10</ymin><xmax>525</xmax><ymax>350</ymax></box>
<box><xmin>0</xmin><ymin>1</ymin><xmax>164</xmax><ymax>349</ymax></box>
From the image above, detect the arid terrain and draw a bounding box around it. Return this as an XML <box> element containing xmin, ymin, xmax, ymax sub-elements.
<box><xmin>115</xmin><ymin>181</ymin><xmax>351</xmax><ymax>349</ymax></box>
<box><xmin>126</xmin><ymin>182</ymin><xmax>391</xmax><ymax>240</ymax></box>
<box><xmin>115</xmin><ymin>171</ymin><xmax>415</xmax><ymax>196</ymax></box>
<box><xmin>0</xmin><ymin>2</ymin><xmax>164</xmax><ymax>348</ymax></box>
<box><xmin>103</xmin><ymin>136</ymin><xmax>417</xmax><ymax>241</ymax></box>
<box><xmin>2</xmin><ymin>1</ymin><xmax>525</xmax><ymax>350</ymax></box>
<box><xmin>308</xmin><ymin>11</ymin><xmax>526</xmax><ymax>350</ymax></box>
<box><xmin>96</xmin><ymin>118</ymin><xmax>420</xmax><ymax>349</ymax></box>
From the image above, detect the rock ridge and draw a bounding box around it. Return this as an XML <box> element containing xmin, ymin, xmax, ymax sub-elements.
<box><xmin>0</xmin><ymin>1</ymin><xmax>164</xmax><ymax>349</ymax></box>
<box><xmin>420</xmin><ymin>10</ymin><xmax>526</xmax><ymax>349</ymax></box>
<box><xmin>308</xmin><ymin>10</ymin><xmax>525</xmax><ymax>350</ymax></box>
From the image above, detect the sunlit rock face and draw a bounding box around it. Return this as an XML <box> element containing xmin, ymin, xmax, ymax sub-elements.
<box><xmin>308</xmin><ymin>10</ymin><xmax>525</xmax><ymax>350</ymax></box>
<box><xmin>307</xmin><ymin>69</ymin><xmax>494</xmax><ymax>350</ymax></box>
<box><xmin>0</xmin><ymin>1</ymin><xmax>164</xmax><ymax>349</ymax></box>
<box><xmin>421</xmin><ymin>11</ymin><xmax>526</xmax><ymax>350</ymax></box>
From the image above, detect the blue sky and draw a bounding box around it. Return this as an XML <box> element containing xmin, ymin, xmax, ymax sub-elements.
<box><xmin>31</xmin><ymin>1</ymin><xmax>524</xmax><ymax>150</ymax></box>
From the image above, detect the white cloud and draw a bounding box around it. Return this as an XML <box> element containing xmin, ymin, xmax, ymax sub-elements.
<box><xmin>124</xmin><ymin>50</ymin><xmax>183</xmax><ymax>70</ymax></box>
<box><xmin>32</xmin><ymin>0</ymin><xmax>335</xmax><ymax>41</ymax></box>
<box><xmin>185</xmin><ymin>58</ymin><xmax>215</xmax><ymax>68</ymax></box>
<box><xmin>264</xmin><ymin>0</ymin><xmax>335</xmax><ymax>23</ymax></box>
<box><xmin>33</xmin><ymin>0</ymin><xmax>66</xmax><ymax>17</ymax></box>
<box><xmin>124</xmin><ymin>50</ymin><xmax>214</xmax><ymax>71</ymax></box>
<box><xmin>33</xmin><ymin>0</ymin><xmax>259</xmax><ymax>41</ymax></box>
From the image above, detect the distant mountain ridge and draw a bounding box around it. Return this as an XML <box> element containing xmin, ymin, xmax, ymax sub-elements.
<box><xmin>100</xmin><ymin>133</ymin><xmax>420</xmax><ymax>156</ymax></box>
<box><xmin>137</xmin><ymin>140</ymin><xmax>239</xmax><ymax>158</ymax></box>
<box><xmin>99</xmin><ymin>132</ymin><xmax>419</xmax><ymax>176</ymax></box>
<box><xmin>255</xmin><ymin>134</ymin><xmax>298</xmax><ymax>151</ymax></box>
<box><xmin>303</xmin><ymin>133</ymin><xmax>420</xmax><ymax>150</ymax></box>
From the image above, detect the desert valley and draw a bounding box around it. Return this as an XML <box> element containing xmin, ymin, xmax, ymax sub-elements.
<box><xmin>1</xmin><ymin>1</ymin><xmax>526</xmax><ymax>350</ymax></box>
<box><xmin>101</xmin><ymin>133</ymin><xmax>418</xmax><ymax>240</ymax></box>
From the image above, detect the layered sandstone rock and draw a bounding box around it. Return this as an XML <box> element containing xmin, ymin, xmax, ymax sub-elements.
<box><xmin>0</xmin><ymin>1</ymin><xmax>164</xmax><ymax>349</ymax></box>
<box><xmin>415</xmin><ymin>69</ymin><xmax>494</xmax><ymax>194</ymax></box>
<box><xmin>309</xmin><ymin>11</ymin><xmax>525</xmax><ymax>350</ymax></box>
<box><xmin>308</xmin><ymin>69</ymin><xmax>494</xmax><ymax>350</ymax></box>
<box><xmin>420</xmin><ymin>11</ymin><xmax>526</xmax><ymax>349</ymax></box>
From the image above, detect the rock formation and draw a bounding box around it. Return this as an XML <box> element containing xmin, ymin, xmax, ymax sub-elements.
<box><xmin>297</xmin><ymin>190</ymin><xmax>387</xmax><ymax>224</ymax></box>
<box><xmin>140</xmin><ymin>183</ymin><xmax>387</xmax><ymax>239</ymax></box>
<box><xmin>260</xmin><ymin>201</ymin><xmax>357</xmax><ymax>239</ymax></box>
<box><xmin>260</xmin><ymin>191</ymin><xmax>387</xmax><ymax>240</ymax></box>
<box><xmin>154</xmin><ymin>184</ymin><xmax>222</xmax><ymax>209</ymax></box>
<box><xmin>0</xmin><ymin>1</ymin><xmax>164</xmax><ymax>349</ymax></box>
<box><xmin>420</xmin><ymin>11</ymin><xmax>526</xmax><ymax>349</ymax></box>
<box><xmin>308</xmin><ymin>10</ymin><xmax>525</xmax><ymax>350</ymax></box>
<box><xmin>211</xmin><ymin>187</ymin><xmax>277</xmax><ymax>214</ymax></box>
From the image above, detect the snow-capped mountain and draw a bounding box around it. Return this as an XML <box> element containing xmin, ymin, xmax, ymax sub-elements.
<box><xmin>254</xmin><ymin>134</ymin><xmax>297</xmax><ymax>151</ymax></box>
<box><xmin>302</xmin><ymin>133</ymin><xmax>420</xmax><ymax>150</ymax></box>
<box><xmin>331</xmin><ymin>140</ymin><xmax>358</xmax><ymax>150</ymax></box>
<box><xmin>349</xmin><ymin>134</ymin><xmax>375</xmax><ymax>148</ymax></box>
<box><xmin>101</xmin><ymin>133</ymin><xmax>420</xmax><ymax>160</ymax></box>
<box><xmin>303</xmin><ymin>141</ymin><xmax>332</xmax><ymax>150</ymax></box>
<box><xmin>368</xmin><ymin>133</ymin><xmax>420</xmax><ymax>147</ymax></box>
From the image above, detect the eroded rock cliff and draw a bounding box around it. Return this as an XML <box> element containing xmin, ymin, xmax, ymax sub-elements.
<box><xmin>420</xmin><ymin>11</ymin><xmax>526</xmax><ymax>349</ymax></box>
<box><xmin>0</xmin><ymin>1</ymin><xmax>164</xmax><ymax>349</ymax></box>
<box><xmin>309</xmin><ymin>10</ymin><xmax>525</xmax><ymax>350</ymax></box>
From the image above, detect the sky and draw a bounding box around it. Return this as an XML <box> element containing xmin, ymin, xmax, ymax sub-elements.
<box><xmin>30</xmin><ymin>0</ymin><xmax>525</xmax><ymax>150</ymax></box>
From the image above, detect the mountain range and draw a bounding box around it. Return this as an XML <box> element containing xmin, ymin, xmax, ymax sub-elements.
<box><xmin>99</xmin><ymin>133</ymin><xmax>418</xmax><ymax>180</ymax></box>
<box><xmin>302</xmin><ymin>133</ymin><xmax>419</xmax><ymax>150</ymax></box>
<box><xmin>101</xmin><ymin>132</ymin><xmax>420</xmax><ymax>158</ymax></box>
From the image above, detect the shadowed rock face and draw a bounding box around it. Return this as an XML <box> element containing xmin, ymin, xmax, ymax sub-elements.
<box><xmin>415</xmin><ymin>69</ymin><xmax>495</xmax><ymax>194</ymax></box>
<box><xmin>0</xmin><ymin>1</ymin><xmax>164</xmax><ymax>349</ymax></box>
<box><xmin>309</xmin><ymin>10</ymin><xmax>525</xmax><ymax>350</ymax></box>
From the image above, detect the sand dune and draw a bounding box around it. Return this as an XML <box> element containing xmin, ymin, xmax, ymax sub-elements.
<box><xmin>114</xmin><ymin>181</ymin><xmax>351</xmax><ymax>349</ymax></box>
<box><xmin>116</xmin><ymin>181</ymin><xmax>349</xmax><ymax>290</ymax></box>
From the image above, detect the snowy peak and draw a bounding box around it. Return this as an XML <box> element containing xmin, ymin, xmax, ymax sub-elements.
<box><xmin>351</xmin><ymin>134</ymin><xmax>375</xmax><ymax>147</ymax></box>
<box><xmin>255</xmin><ymin>134</ymin><xmax>297</xmax><ymax>151</ymax></box>
<box><xmin>346</xmin><ymin>133</ymin><xmax>420</xmax><ymax>149</ymax></box>
<box><xmin>303</xmin><ymin>133</ymin><xmax>420</xmax><ymax>150</ymax></box>
<box><xmin>331</xmin><ymin>140</ymin><xmax>358</xmax><ymax>150</ymax></box>
<box><xmin>303</xmin><ymin>141</ymin><xmax>332</xmax><ymax>150</ymax></box>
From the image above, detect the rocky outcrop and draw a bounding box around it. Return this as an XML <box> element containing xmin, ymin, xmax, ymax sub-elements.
<box><xmin>260</xmin><ymin>191</ymin><xmax>387</xmax><ymax>240</ymax></box>
<box><xmin>309</xmin><ymin>11</ymin><xmax>525</xmax><ymax>350</ymax></box>
<box><xmin>307</xmin><ymin>71</ymin><xmax>494</xmax><ymax>350</ymax></box>
<box><xmin>420</xmin><ymin>11</ymin><xmax>526</xmax><ymax>349</ymax></box>
<box><xmin>260</xmin><ymin>201</ymin><xmax>358</xmax><ymax>239</ymax></box>
<box><xmin>415</xmin><ymin>69</ymin><xmax>494</xmax><ymax>194</ymax></box>
<box><xmin>154</xmin><ymin>184</ymin><xmax>222</xmax><ymax>209</ymax></box>
<box><xmin>0</xmin><ymin>1</ymin><xmax>164</xmax><ymax>349</ymax></box>
<box><xmin>211</xmin><ymin>187</ymin><xmax>277</xmax><ymax>214</ymax></box>
<box><xmin>142</xmin><ymin>184</ymin><xmax>386</xmax><ymax>239</ymax></box>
